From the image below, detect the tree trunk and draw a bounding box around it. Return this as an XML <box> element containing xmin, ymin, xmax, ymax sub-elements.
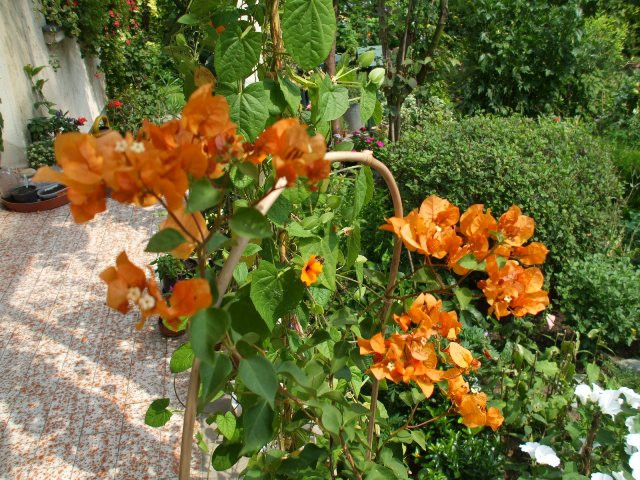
<box><xmin>327</xmin><ymin>0</ymin><xmax>340</xmax><ymax>137</ymax></box>
<box><xmin>268</xmin><ymin>0</ymin><xmax>284</xmax><ymax>74</ymax></box>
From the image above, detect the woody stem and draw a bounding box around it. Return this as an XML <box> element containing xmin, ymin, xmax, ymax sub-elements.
<box><xmin>178</xmin><ymin>178</ymin><xmax>289</xmax><ymax>480</ymax></box>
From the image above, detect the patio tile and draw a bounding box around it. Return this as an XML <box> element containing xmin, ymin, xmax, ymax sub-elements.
<box><xmin>0</xmin><ymin>202</ymin><xmax>205</xmax><ymax>479</ymax></box>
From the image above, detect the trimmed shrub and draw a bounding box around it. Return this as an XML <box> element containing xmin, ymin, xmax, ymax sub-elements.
<box><xmin>362</xmin><ymin>115</ymin><xmax>624</xmax><ymax>280</ymax></box>
<box><xmin>27</xmin><ymin>139</ymin><xmax>55</xmax><ymax>169</ymax></box>
<box><xmin>555</xmin><ymin>253</ymin><xmax>640</xmax><ymax>347</ymax></box>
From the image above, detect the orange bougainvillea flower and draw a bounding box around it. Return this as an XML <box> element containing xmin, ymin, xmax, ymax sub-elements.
<box><xmin>358</xmin><ymin>332</ymin><xmax>387</xmax><ymax>356</ymax></box>
<box><xmin>248</xmin><ymin>118</ymin><xmax>329</xmax><ymax>185</ymax></box>
<box><xmin>100</xmin><ymin>253</ymin><xmax>211</xmax><ymax>331</ymax></box>
<box><xmin>301</xmin><ymin>255</ymin><xmax>323</xmax><ymax>286</ymax></box>
<box><xmin>158</xmin><ymin>278</ymin><xmax>212</xmax><ymax>330</ymax></box>
<box><xmin>33</xmin><ymin>132</ymin><xmax>110</xmax><ymax>223</ymax></box>
<box><xmin>394</xmin><ymin>293</ymin><xmax>462</xmax><ymax>340</ymax></box>
<box><xmin>181</xmin><ymin>83</ymin><xmax>234</xmax><ymax>139</ymax></box>
<box><xmin>478</xmin><ymin>256</ymin><xmax>550</xmax><ymax>318</ymax></box>
<box><xmin>381</xmin><ymin>196</ymin><xmax>461</xmax><ymax>258</ymax></box>
<box><xmin>419</xmin><ymin>195</ymin><xmax>460</xmax><ymax>229</ymax></box>
<box><xmin>456</xmin><ymin>392</ymin><xmax>504</xmax><ymax>431</ymax></box>
<box><xmin>99</xmin><ymin>252</ymin><xmax>168</xmax><ymax>329</ymax></box>
<box><xmin>99</xmin><ymin>251</ymin><xmax>148</xmax><ymax>314</ymax></box>
<box><xmin>160</xmin><ymin>206</ymin><xmax>208</xmax><ymax>260</ymax></box>
<box><xmin>446</xmin><ymin>342</ymin><xmax>481</xmax><ymax>371</ymax></box>
<box><xmin>459</xmin><ymin>204</ymin><xmax>498</xmax><ymax>238</ymax></box>
<box><xmin>498</xmin><ymin>205</ymin><xmax>535</xmax><ymax>246</ymax></box>
<box><xmin>512</xmin><ymin>242</ymin><xmax>549</xmax><ymax>265</ymax></box>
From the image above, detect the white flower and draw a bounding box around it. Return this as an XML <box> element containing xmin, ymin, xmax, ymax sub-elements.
<box><xmin>130</xmin><ymin>141</ymin><xmax>145</xmax><ymax>153</ymax></box>
<box><xmin>115</xmin><ymin>139</ymin><xmax>128</xmax><ymax>152</ymax></box>
<box><xmin>520</xmin><ymin>442</ymin><xmax>539</xmax><ymax>455</ymax></box>
<box><xmin>546</xmin><ymin>313</ymin><xmax>556</xmax><ymax>330</ymax></box>
<box><xmin>630</xmin><ymin>451</ymin><xmax>640</xmax><ymax>479</ymax></box>
<box><xmin>628</xmin><ymin>434</ymin><xmax>640</xmax><ymax>451</ymax></box>
<box><xmin>611</xmin><ymin>473</ymin><xmax>626</xmax><ymax>480</ymax></box>
<box><xmin>591</xmin><ymin>474</ymin><xmax>613</xmax><ymax>480</ymax></box>
<box><xmin>576</xmin><ymin>384</ymin><xmax>593</xmax><ymax>404</ymax></box>
<box><xmin>628</xmin><ymin>416</ymin><xmax>640</xmax><ymax>434</ymax></box>
<box><xmin>599</xmin><ymin>389</ymin><xmax>623</xmax><ymax>418</ymax></box>
<box><xmin>591</xmin><ymin>384</ymin><xmax>604</xmax><ymax>402</ymax></box>
<box><xmin>620</xmin><ymin>387</ymin><xmax>640</xmax><ymax>409</ymax></box>
<box><xmin>520</xmin><ymin>442</ymin><xmax>561</xmax><ymax>467</ymax></box>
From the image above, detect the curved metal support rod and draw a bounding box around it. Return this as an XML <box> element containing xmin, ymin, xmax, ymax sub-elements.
<box><xmin>325</xmin><ymin>150</ymin><xmax>403</xmax><ymax>460</ymax></box>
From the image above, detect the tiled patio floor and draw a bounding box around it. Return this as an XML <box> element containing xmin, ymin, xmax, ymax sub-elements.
<box><xmin>0</xmin><ymin>200</ymin><xmax>206</xmax><ymax>479</ymax></box>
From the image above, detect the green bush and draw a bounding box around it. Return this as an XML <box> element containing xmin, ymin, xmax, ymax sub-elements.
<box><xmin>451</xmin><ymin>1</ymin><xmax>629</xmax><ymax>118</ymax></box>
<box><xmin>555</xmin><ymin>253</ymin><xmax>640</xmax><ymax>347</ymax></box>
<box><xmin>27</xmin><ymin>139</ymin><xmax>55</xmax><ymax>169</ymax></box>
<box><xmin>364</xmin><ymin>116</ymin><xmax>624</xmax><ymax>278</ymax></box>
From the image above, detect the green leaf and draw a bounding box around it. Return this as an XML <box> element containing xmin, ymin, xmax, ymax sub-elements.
<box><xmin>372</xmin><ymin>99</ymin><xmax>383</xmax><ymax>124</ymax></box>
<box><xmin>190</xmin><ymin>308</ymin><xmax>231</xmax><ymax>365</ymax></box>
<box><xmin>226</xmin><ymin>82</ymin><xmax>270</xmax><ymax>141</ymax></box>
<box><xmin>287</xmin><ymin>222</ymin><xmax>317</xmax><ymax>238</ymax></box>
<box><xmin>214</xmin><ymin>25</ymin><xmax>262</xmax><ymax>82</ymax></box>
<box><xmin>282</xmin><ymin>0</ymin><xmax>336</xmax><ymax>70</ymax></box>
<box><xmin>205</xmin><ymin>233</ymin><xmax>230</xmax><ymax>253</ymax></box>
<box><xmin>196</xmin><ymin>431</ymin><xmax>209</xmax><ymax>453</ymax></box>
<box><xmin>333</xmin><ymin>141</ymin><xmax>354</xmax><ymax>152</ymax></box>
<box><xmin>277</xmin><ymin>361</ymin><xmax>311</xmax><ymax>388</ymax></box>
<box><xmin>187</xmin><ymin>178</ymin><xmax>223</xmax><ymax>212</ymax></box>
<box><xmin>250</xmin><ymin>261</ymin><xmax>305</xmax><ymax>324</ymax></box>
<box><xmin>238</xmin><ymin>356</ymin><xmax>278</xmax><ymax>407</ymax></box>
<box><xmin>278</xmin><ymin>75</ymin><xmax>301</xmax><ymax>113</ymax></box>
<box><xmin>535</xmin><ymin>360</ymin><xmax>559</xmax><ymax>378</ymax></box>
<box><xmin>233</xmin><ymin>262</ymin><xmax>249</xmax><ymax>284</ymax></box>
<box><xmin>262</xmin><ymin>78</ymin><xmax>289</xmax><ymax>116</ymax></box>
<box><xmin>351</xmin><ymin>166</ymin><xmax>371</xmax><ymax>221</ymax></box>
<box><xmin>345</xmin><ymin>225</ymin><xmax>361</xmax><ymax>270</ymax></box>
<box><xmin>229</xmin><ymin>207</ymin><xmax>272</xmax><ymax>239</ymax></box>
<box><xmin>145</xmin><ymin>228</ymin><xmax>185</xmax><ymax>253</ymax></box>
<box><xmin>211</xmin><ymin>441</ymin><xmax>243</xmax><ymax>471</ymax></box>
<box><xmin>457</xmin><ymin>253</ymin><xmax>486</xmax><ymax>271</ymax></box>
<box><xmin>144</xmin><ymin>398</ymin><xmax>172</xmax><ymax>427</ymax></box>
<box><xmin>241</xmin><ymin>400</ymin><xmax>274</xmax><ymax>454</ymax></box>
<box><xmin>318</xmin><ymin>75</ymin><xmax>349</xmax><ymax>122</ymax></box>
<box><xmin>169</xmin><ymin>342</ymin><xmax>194</xmax><ymax>373</ymax></box>
<box><xmin>454</xmin><ymin>287</ymin><xmax>473</xmax><ymax>311</ymax></box>
<box><xmin>242</xmin><ymin>243</ymin><xmax>262</xmax><ymax>257</ymax></box>
<box><xmin>198</xmin><ymin>353</ymin><xmax>233</xmax><ymax>411</ymax></box>
<box><xmin>267</xmin><ymin>195</ymin><xmax>293</xmax><ymax>226</ymax></box>
<box><xmin>228</xmin><ymin>295</ymin><xmax>272</xmax><ymax>337</ymax></box>
<box><xmin>320</xmin><ymin>404</ymin><xmax>342</xmax><ymax>435</ymax></box>
<box><xmin>360</xmin><ymin>83</ymin><xmax>377</xmax><ymax>124</ymax></box>
<box><xmin>410</xmin><ymin>430</ymin><xmax>426</xmax><ymax>450</ymax></box>
<box><xmin>215</xmin><ymin>411</ymin><xmax>237</xmax><ymax>440</ymax></box>
<box><xmin>177</xmin><ymin>13</ymin><xmax>199</xmax><ymax>25</ymax></box>
<box><xmin>586</xmin><ymin>363</ymin><xmax>600</xmax><ymax>383</ymax></box>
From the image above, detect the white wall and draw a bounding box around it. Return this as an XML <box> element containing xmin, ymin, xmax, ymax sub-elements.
<box><xmin>0</xmin><ymin>0</ymin><xmax>106</xmax><ymax>168</ymax></box>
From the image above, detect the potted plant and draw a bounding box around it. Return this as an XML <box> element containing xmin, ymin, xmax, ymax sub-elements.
<box><xmin>36</xmin><ymin>0</ymin><xmax>80</xmax><ymax>43</ymax></box>
<box><xmin>151</xmin><ymin>254</ymin><xmax>197</xmax><ymax>337</ymax></box>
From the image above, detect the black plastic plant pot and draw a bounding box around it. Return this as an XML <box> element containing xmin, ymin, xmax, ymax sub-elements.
<box><xmin>11</xmin><ymin>185</ymin><xmax>39</xmax><ymax>203</ymax></box>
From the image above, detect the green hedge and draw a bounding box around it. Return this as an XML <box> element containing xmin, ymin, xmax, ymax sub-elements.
<box><xmin>363</xmin><ymin>116</ymin><xmax>624</xmax><ymax>279</ymax></box>
<box><xmin>555</xmin><ymin>253</ymin><xmax>640</xmax><ymax>348</ymax></box>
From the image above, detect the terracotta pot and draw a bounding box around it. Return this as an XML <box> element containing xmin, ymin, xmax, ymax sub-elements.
<box><xmin>157</xmin><ymin>317</ymin><xmax>186</xmax><ymax>338</ymax></box>
<box><xmin>1</xmin><ymin>188</ymin><xmax>69</xmax><ymax>212</ymax></box>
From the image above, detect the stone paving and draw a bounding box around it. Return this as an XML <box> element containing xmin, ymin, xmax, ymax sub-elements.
<box><xmin>0</xmin><ymin>200</ymin><xmax>208</xmax><ymax>479</ymax></box>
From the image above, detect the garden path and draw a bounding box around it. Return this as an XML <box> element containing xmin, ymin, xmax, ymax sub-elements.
<box><xmin>0</xmin><ymin>200</ymin><xmax>226</xmax><ymax>479</ymax></box>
